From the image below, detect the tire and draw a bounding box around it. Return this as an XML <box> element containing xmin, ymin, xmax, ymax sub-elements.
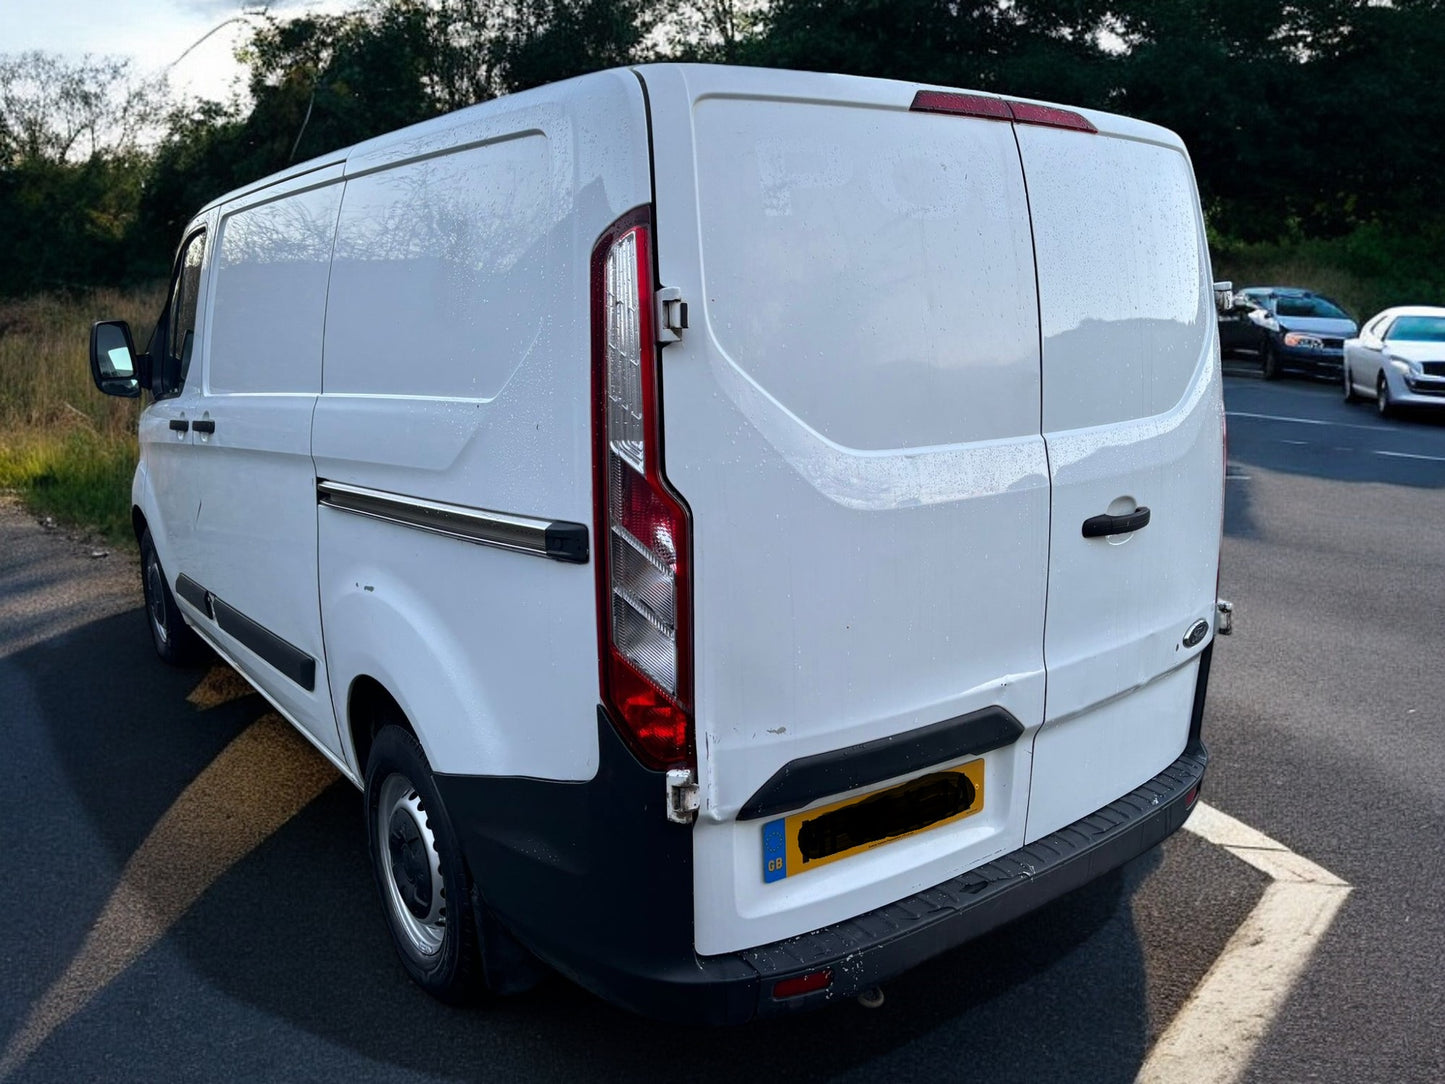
<box><xmin>1343</xmin><ymin>362</ymin><xmax>1358</xmax><ymax>402</ymax></box>
<box><xmin>1377</xmin><ymin>373</ymin><xmax>1395</xmax><ymax>418</ymax></box>
<box><xmin>139</xmin><ymin>528</ymin><xmax>207</xmax><ymax>666</ymax></box>
<box><xmin>365</xmin><ymin>724</ymin><xmax>485</xmax><ymax>1004</ymax></box>
<box><xmin>1261</xmin><ymin>339</ymin><xmax>1281</xmax><ymax>380</ymax></box>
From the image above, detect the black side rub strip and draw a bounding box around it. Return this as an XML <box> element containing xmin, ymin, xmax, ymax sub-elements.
<box><xmin>317</xmin><ymin>479</ymin><xmax>589</xmax><ymax>564</ymax></box>
<box><xmin>174</xmin><ymin>573</ymin><xmax>212</xmax><ymax>617</ymax></box>
<box><xmin>210</xmin><ymin>597</ymin><xmax>317</xmax><ymax>691</ymax></box>
<box><xmin>738</xmin><ymin>706</ymin><xmax>1024</xmax><ymax>821</ymax></box>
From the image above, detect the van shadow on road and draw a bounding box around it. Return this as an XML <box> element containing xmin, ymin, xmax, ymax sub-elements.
<box><xmin>8</xmin><ymin>608</ymin><xmax>1161</xmax><ymax>1083</ymax></box>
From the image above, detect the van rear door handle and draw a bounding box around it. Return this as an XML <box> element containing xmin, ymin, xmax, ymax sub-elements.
<box><xmin>168</xmin><ymin>419</ymin><xmax>189</xmax><ymax>432</ymax></box>
<box><xmin>192</xmin><ymin>419</ymin><xmax>216</xmax><ymax>434</ymax></box>
<box><xmin>1082</xmin><ymin>507</ymin><xmax>1151</xmax><ymax>538</ymax></box>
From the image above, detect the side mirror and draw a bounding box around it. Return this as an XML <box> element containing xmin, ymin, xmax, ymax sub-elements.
<box><xmin>1212</xmin><ymin>281</ymin><xmax>1234</xmax><ymax>313</ymax></box>
<box><xmin>89</xmin><ymin>320</ymin><xmax>143</xmax><ymax>398</ymax></box>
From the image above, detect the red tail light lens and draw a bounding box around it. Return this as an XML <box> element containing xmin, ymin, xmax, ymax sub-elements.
<box><xmin>592</xmin><ymin>209</ymin><xmax>693</xmax><ymax>770</ymax></box>
<box><xmin>773</xmin><ymin>969</ymin><xmax>832</xmax><ymax>999</ymax></box>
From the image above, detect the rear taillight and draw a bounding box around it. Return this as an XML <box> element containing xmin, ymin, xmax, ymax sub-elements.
<box><xmin>592</xmin><ymin>209</ymin><xmax>693</xmax><ymax>770</ymax></box>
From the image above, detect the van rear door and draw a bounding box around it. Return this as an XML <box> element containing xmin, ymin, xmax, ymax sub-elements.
<box><xmin>640</xmin><ymin>66</ymin><xmax>1049</xmax><ymax>956</ymax></box>
<box><xmin>1015</xmin><ymin>118</ymin><xmax>1223</xmax><ymax>842</ymax></box>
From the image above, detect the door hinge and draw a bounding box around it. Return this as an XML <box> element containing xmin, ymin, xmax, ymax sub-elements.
<box><xmin>665</xmin><ymin>768</ymin><xmax>699</xmax><ymax>823</ymax></box>
<box><xmin>656</xmin><ymin>286</ymin><xmax>688</xmax><ymax>344</ymax></box>
<box><xmin>1216</xmin><ymin>598</ymin><xmax>1234</xmax><ymax>635</ymax></box>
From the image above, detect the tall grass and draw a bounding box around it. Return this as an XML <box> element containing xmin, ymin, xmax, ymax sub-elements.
<box><xmin>0</xmin><ymin>286</ymin><xmax>164</xmax><ymax>543</ymax></box>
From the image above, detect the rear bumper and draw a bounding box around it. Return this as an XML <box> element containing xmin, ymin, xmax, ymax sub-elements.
<box><xmin>741</xmin><ymin>742</ymin><xmax>1206</xmax><ymax>1018</ymax></box>
<box><xmin>438</xmin><ymin>727</ymin><xmax>1208</xmax><ymax>1024</ymax></box>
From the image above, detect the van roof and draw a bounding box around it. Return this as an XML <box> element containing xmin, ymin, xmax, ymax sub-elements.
<box><xmin>195</xmin><ymin>63</ymin><xmax>1188</xmax><ymax>218</ymax></box>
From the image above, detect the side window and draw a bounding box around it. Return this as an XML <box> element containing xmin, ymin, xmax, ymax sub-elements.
<box><xmin>160</xmin><ymin>230</ymin><xmax>206</xmax><ymax>396</ymax></box>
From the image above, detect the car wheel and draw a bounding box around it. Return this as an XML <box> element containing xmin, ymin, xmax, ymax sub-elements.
<box><xmin>1343</xmin><ymin>362</ymin><xmax>1358</xmax><ymax>402</ymax></box>
<box><xmin>1261</xmin><ymin>340</ymin><xmax>1281</xmax><ymax>380</ymax></box>
<box><xmin>1377</xmin><ymin>373</ymin><xmax>1395</xmax><ymax>418</ymax></box>
<box><xmin>366</xmin><ymin>724</ymin><xmax>485</xmax><ymax>1004</ymax></box>
<box><xmin>139</xmin><ymin>528</ymin><xmax>207</xmax><ymax>666</ymax></box>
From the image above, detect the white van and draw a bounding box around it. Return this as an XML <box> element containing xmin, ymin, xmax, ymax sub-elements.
<box><xmin>89</xmin><ymin>64</ymin><xmax>1226</xmax><ymax>1022</ymax></box>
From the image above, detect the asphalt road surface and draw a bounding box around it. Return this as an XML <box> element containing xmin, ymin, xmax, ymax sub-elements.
<box><xmin>1</xmin><ymin>369</ymin><xmax>1441</xmax><ymax>1082</ymax></box>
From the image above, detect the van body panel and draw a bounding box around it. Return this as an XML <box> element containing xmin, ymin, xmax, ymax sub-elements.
<box><xmin>1016</xmin><ymin>125</ymin><xmax>1224</xmax><ymax>841</ymax></box>
<box><xmin>120</xmin><ymin>63</ymin><xmax>1222</xmax><ymax>1015</ymax></box>
<box><xmin>640</xmin><ymin>65</ymin><xmax>1050</xmax><ymax>954</ymax></box>
<box><xmin>310</xmin><ymin>70</ymin><xmax>652</xmax><ymax>777</ymax></box>
<box><xmin>180</xmin><ymin>167</ymin><xmax>346</xmax><ymax>755</ymax></box>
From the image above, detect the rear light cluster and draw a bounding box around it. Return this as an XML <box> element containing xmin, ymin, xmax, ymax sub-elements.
<box><xmin>909</xmin><ymin>90</ymin><xmax>1098</xmax><ymax>133</ymax></box>
<box><xmin>592</xmin><ymin>210</ymin><xmax>694</xmax><ymax>770</ymax></box>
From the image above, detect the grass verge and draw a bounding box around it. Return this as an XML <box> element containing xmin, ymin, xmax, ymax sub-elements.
<box><xmin>0</xmin><ymin>286</ymin><xmax>162</xmax><ymax>545</ymax></box>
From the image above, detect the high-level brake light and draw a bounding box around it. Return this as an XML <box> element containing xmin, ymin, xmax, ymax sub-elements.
<box><xmin>592</xmin><ymin>209</ymin><xmax>694</xmax><ymax>771</ymax></box>
<box><xmin>910</xmin><ymin>90</ymin><xmax>1097</xmax><ymax>133</ymax></box>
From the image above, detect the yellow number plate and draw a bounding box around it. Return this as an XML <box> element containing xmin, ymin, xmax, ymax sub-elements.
<box><xmin>762</xmin><ymin>759</ymin><xmax>985</xmax><ymax>883</ymax></box>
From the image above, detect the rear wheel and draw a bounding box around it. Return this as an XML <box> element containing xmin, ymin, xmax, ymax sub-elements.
<box><xmin>139</xmin><ymin>528</ymin><xmax>206</xmax><ymax>666</ymax></box>
<box><xmin>365</xmin><ymin>725</ymin><xmax>484</xmax><ymax>1003</ymax></box>
<box><xmin>1261</xmin><ymin>340</ymin><xmax>1281</xmax><ymax>380</ymax></box>
<box><xmin>1343</xmin><ymin>362</ymin><xmax>1358</xmax><ymax>402</ymax></box>
<box><xmin>1377</xmin><ymin>373</ymin><xmax>1395</xmax><ymax>418</ymax></box>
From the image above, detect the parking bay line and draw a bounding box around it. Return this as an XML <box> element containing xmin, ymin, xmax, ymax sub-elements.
<box><xmin>1136</xmin><ymin>802</ymin><xmax>1352</xmax><ymax>1084</ymax></box>
<box><xmin>1226</xmin><ymin>410</ymin><xmax>1401</xmax><ymax>434</ymax></box>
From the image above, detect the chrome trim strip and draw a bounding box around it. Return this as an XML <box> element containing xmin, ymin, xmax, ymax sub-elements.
<box><xmin>316</xmin><ymin>480</ymin><xmax>588</xmax><ymax>563</ymax></box>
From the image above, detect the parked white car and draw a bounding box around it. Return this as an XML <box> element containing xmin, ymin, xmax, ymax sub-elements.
<box><xmin>88</xmin><ymin>64</ymin><xmax>1226</xmax><ymax>1022</ymax></box>
<box><xmin>1343</xmin><ymin>306</ymin><xmax>1445</xmax><ymax>416</ymax></box>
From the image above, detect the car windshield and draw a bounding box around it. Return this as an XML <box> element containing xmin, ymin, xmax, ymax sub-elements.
<box><xmin>1386</xmin><ymin>316</ymin><xmax>1445</xmax><ymax>342</ymax></box>
<box><xmin>1274</xmin><ymin>295</ymin><xmax>1350</xmax><ymax>320</ymax></box>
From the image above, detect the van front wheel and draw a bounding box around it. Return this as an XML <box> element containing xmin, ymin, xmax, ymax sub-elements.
<box><xmin>138</xmin><ymin>529</ymin><xmax>206</xmax><ymax>666</ymax></box>
<box><xmin>365</xmin><ymin>725</ymin><xmax>484</xmax><ymax>1004</ymax></box>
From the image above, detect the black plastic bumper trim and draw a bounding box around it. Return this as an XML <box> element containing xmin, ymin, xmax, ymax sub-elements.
<box><xmin>740</xmin><ymin>742</ymin><xmax>1207</xmax><ymax>1018</ymax></box>
<box><xmin>738</xmin><ymin>705</ymin><xmax>1024</xmax><ymax>821</ymax></box>
<box><xmin>210</xmin><ymin>597</ymin><xmax>316</xmax><ymax>691</ymax></box>
<box><xmin>174</xmin><ymin>573</ymin><xmax>212</xmax><ymax>617</ymax></box>
<box><xmin>440</xmin><ymin>712</ymin><xmax>1205</xmax><ymax>1024</ymax></box>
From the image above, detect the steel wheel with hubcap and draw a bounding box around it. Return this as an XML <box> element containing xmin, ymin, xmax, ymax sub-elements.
<box><xmin>138</xmin><ymin>527</ymin><xmax>206</xmax><ymax>665</ymax></box>
<box><xmin>365</xmin><ymin>724</ymin><xmax>486</xmax><ymax>1003</ymax></box>
<box><xmin>377</xmin><ymin>772</ymin><xmax>448</xmax><ymax>959</ymax></box>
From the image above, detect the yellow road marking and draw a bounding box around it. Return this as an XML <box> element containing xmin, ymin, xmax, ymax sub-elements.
<box><xmin>184</xmin><ymin>664</ymin><xmax>256</xmax><ymax>711</ymax></box>
<box><xmin>0</xmin><ymin>710</ymin><xmax>338</xmax><ymax>1079</ymax></box>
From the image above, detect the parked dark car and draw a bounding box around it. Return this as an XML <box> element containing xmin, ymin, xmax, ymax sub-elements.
<box><xmin>1218</xmin><ymin>287</ymin><xmax>1358</xmax><ymax>380</ymax></box>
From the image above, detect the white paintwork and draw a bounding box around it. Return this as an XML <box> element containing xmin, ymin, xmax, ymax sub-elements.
<box><xmin>182</xmin><ymin>167</ymin><xmax>346</xmax><ymax>757</ymax></box>
<box><xmin>125</xmin><ymin>63</ymin><xmax>1220</xmax><ymax>969</ymax></box>
<box><xmin>312</xmin><ymin>70</ymin><xmax>651</xmax><ymax>777</ymax></box>
<box><xmin>645</xmin><ymin>65</ymin><xmax>1043</xmax><ymax>953</ymax></box>
<box><xmin>139</xmin><ymin>218</ymin><xmax>213</xmax><ymax>591</ymax></box>
<box><xmin>1018</xmin><ymin>121</ymin><xmax>1223</xmax><ymax>842</ymax></box>
<box><xmin>1344</xmin><ymin>305</ymin><xmax>1445</xmax><ymax>409</ymax></box>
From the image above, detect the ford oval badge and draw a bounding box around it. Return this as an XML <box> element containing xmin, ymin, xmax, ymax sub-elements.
<box><xmin>1183</xmin><ymin>619</ymin><xmax>1210</xmax><ymax>649</ymax></box>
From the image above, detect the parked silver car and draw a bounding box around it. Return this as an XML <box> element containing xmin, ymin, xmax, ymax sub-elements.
<box><xmin>1343</xmin><ymin>306</ymin><xmax>1445</xmax><ymax>417</ymax></box>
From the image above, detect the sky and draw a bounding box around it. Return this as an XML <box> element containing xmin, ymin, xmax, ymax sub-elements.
<box><xmin>2</xmin><ymin>1</ymin><xmax>355</xmax><ymax>103</ymax></box>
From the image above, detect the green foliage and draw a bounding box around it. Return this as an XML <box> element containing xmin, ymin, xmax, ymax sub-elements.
<box><xmin>0</xmin><ymin>285</ymin><xmax>160</xmax><ymax>543</ymax></box>
<box><xmin>0</xmin><ymin>428</ymin><xmax>138</xmax><ymax>543</ymax></box>
<box><xmin>1213</xmin><ymin>219</ymin><xmax>1445</xmax><ymax>323</ymax></box>
<box><xmin>3</xmin><ymin>0</ymin><xmax>1445</xmax><ymax>301</ymax></box>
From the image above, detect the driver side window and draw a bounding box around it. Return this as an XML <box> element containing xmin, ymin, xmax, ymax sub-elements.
<box><xmin>158</xmin><ymin>230</ymin><xmax>206</xmax><ymax>397</ymax></box>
